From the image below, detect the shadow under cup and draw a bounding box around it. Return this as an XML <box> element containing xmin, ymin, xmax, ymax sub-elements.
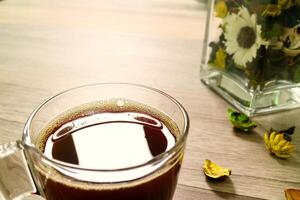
<box><xmin>23</xmin><ymin>83</ymin><xmax>189</xmax><ymax>200</ymax></box>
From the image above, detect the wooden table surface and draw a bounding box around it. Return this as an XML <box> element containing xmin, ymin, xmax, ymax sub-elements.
<box><xmin>0</xmin><ymin>0</ymin><xmax>299</xmax><ymax>199</ymax></box>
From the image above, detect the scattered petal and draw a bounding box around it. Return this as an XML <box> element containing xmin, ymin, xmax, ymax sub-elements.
<box><xmin>227</xmin><ymin>108</ymin><xmax>256</xmax><ymax>132</ymax></box>
<box><xmin>264</xmin><ymin>128</ymin><xmax>295</xmax><ymax>159</ymax></box>
<box><xmin>203</xmin><ymin>159</ymin><xmax>231</xmax><ymax>179</ymax></box>
<box><xmin>285</xmin><ymin>188</ymin><xmax>300</xmax><ymax>200</ymax></box>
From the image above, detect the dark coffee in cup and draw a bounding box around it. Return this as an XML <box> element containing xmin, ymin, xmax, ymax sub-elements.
<box><xmin>35</xmin><ymin>99</ymin><xmax>182</xmax><ymax>200</ymax></box>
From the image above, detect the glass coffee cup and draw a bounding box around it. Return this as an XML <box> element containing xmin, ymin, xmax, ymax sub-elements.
<box><xmin>0</xmin><ymin>83</ymin><xmax>189</xmax><ymax>200</ymax></box>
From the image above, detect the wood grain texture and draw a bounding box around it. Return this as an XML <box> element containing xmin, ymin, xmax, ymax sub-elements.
<box><xmin>0</xmin><ymin>0</ymin><xmax>299</xmax><ymax>199</ymax></box>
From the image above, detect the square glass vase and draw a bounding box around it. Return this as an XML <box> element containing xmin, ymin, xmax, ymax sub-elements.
<box><xmin>201</xmin><ymin>0</ymin><xmax>300</xmax><ymax>116</ymax></box>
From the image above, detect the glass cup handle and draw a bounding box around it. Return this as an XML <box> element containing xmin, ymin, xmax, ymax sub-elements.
<box><xmin>0</xmin><ymin>141</ymin><xmax>45</xmax><ymax>200</ymax></box>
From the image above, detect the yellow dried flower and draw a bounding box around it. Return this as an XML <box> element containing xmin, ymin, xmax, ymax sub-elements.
<box><xmin>264</xmin><ymin>131</ymin><xmax>295</xmax><ymax>158</ymax></box>
<box><xmin>214</xmin><ymin>47</ymin><xmax>227</xmax><ymax>69</ymax></box>
<box><xmin>285</xmin><ymin>189</ymin><xmax>300</xmax><ymax>200</ymax></box>
<box><xmin>203</xmin><ymin>159</ymin><xmax>231</xmax><ymax>179</ymax></box>
<box><xmin>215</xmin><ymin>1</ymin><xmax>228</xmax><ymax>18</ymax></box>
<box><xmin>278</xmin><ymin>0</ymin><xmax>293</xmax><ymax>9</ymax></box>
<box><xmin>262</xmin><ymin>4</ymin><xmax>282</xmax><ymax>17</ymax></box>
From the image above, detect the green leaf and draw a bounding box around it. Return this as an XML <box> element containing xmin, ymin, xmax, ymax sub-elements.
<box><xmin>208</xmin><ymin>34</ymin><xmax>226</xmax><ymax>66</ymax></box>
<box><xmin>208</xmin><ymin>42</ymin><xmax>220</xmax><ymax>63</ymax></box>
<box><xmin>237</xmin><ymin>114</ymin><xmax>248</xmax><ymax>122</ymax></box>
<box><xmin>294</xmin><ymin>59</ymin><xmax>300</xmax><ymax>82</ymax></box>
<box><xmin>277</xmin><ymin>5</ymin><xmax>300</xmax><ymax>28</ymax></box>
<box><xmin>227</xmin><ymin>108</ymin><xmax>257</xmax><ymax>132</ymax></box>
<box><xmin>261</xmin><ymin>21</ymin><xmax>283</xmax><ymax>39</ymax></box>
<box><xmin>261</xmin><ymin>49</ymin><xmax>290</xmax><ymax>83</ymax></box>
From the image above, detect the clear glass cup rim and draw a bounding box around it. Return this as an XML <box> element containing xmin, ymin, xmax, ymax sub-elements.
<box><xmin>22</xmin><ymin>83</ymin><xmax>190</xmax><ymax>172</ymax></box>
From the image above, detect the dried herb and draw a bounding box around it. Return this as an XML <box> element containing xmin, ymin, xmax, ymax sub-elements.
<box><xmin>203</xmin><ymin>159</ymin><xmax>231</xmax><ymax>179</ymax></box>
<box><xmin>264</xmin><ymin>127</ymin><xmax>295</xmax><ymax>158</ymax></box>
<box><xmin>285</xmin><ymin>189</ymin><xmax>300</xmax><ymax>200</ymax></box>
<box><xmin>208</xmin><ymin>0</ymin><xmax>300</xmax><ymax>87</ymax></box>
<box><xmin>228</xmin><ymin>108</ymin><xmax>257</xmax><ymax>131</ymax></box>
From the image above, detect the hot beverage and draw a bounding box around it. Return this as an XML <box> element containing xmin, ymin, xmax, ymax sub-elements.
<box><xmin>35</xmin><ymin>99</ymin><xmax>183</xmax><ymax>200</ymax></box>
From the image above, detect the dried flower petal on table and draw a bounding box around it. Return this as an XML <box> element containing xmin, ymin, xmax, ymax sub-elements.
<box><xmin>285</xmin><ymin>189</ymin><xmax>300</xmax><ymax>200</ymax></box>
<box><xmin>203</xmin><ymin>159</ymin><xmax>231</xmax><ymax>179</ymax></box>
<box><xmin>264</xmin><ymin>128</ymin><xmax>295</xmax><ymax>159</ymax></box>
<box><xmin>227</xmin><ymin>108</ymin><xmax>257</xmax><ymax>132</ymax></box>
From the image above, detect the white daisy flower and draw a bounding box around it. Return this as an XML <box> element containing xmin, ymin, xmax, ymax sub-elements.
<box><xmin>224</xmin><ymin>6</ymin><xmax>265</xmax><ymax>67</ymax></box>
